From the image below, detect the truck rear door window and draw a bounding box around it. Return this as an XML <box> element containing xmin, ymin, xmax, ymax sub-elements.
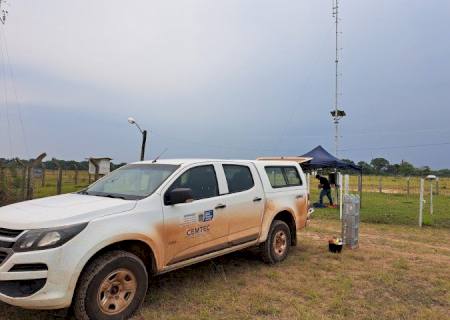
<box><xmin>284</xmin><ymin>167</ymin><xmax>302</xmax><ymax>186</ymax></box>
<box><xmin>168</xmin><ymin>165</ymin><xmax>219</xmax><ymax>200</ymax></box>
<box><xmin>223</xmin><ymin>165</ymin><xmax>255</xmax><ymax>193</ymax></box>
<box><xmin>265</xmin><ymin>166</ymin><xmax>303</xmax><ymax>188</ymax></box>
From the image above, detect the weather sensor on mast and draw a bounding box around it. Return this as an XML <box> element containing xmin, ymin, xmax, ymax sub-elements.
<box><xmin>330</xmin><ymin>0</ymin><xmax>346</xmax><ymax>157</ymax></box>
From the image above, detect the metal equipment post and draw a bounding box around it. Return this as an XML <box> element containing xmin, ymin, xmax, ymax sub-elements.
<box><xmin>419</xmin><ymin>178</ymin><xmax>424</xmax><ymax>227</ymax></box>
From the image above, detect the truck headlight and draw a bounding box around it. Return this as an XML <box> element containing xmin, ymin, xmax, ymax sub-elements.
<box><xmin>13</xmin><ymin>223</ymin><xmax>88</xmax><ymax>252</ymax></box>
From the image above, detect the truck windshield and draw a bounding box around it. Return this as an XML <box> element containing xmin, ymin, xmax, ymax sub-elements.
<box><xmin>82</xmin><ymin>164</ymin><xmax>179</xmax><ymax>200</ymax></box>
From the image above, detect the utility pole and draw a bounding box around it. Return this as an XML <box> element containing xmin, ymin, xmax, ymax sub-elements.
<box><xmin>330</xmin><ymin>0</ymin><xmax>346</xmax><ymax>157</ymax></box>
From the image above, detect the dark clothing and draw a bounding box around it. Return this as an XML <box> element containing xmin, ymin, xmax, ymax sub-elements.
<box><xmin>320</xmin><ymin>189</ymin><xmax>333</xmax><ymax>206</ymax></box>
<box><xmin>319</xmin><ymin>177</ymin><xmax>331</xmax><ymax>190</ymax></box>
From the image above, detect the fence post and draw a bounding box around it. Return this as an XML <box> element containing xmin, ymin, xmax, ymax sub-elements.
<box><xmin>406</xmin><ymin>177</ymin><xmax>410</xmax><ymax>197</ymax></box>
<box><xmin>41</xmin><ymin>164</ymin><xmax>46</xmax><ymax>187</ymax></box>
<box><xmin>430</xmin><ymin>181</ymin><xmax>433</xmax><ymax>215</ymax></box>
<box><xmin>26</xmin><ymin>165</ymin><xmax>33</xmax><ymax>200</ymax></box>
<box><xmin>419</xmin><ymin>178</ymin><xmax>424</xmax><ymax>227</ymax></box>
<box><xmin>57</xmin><ymin>167</ymin><xmax>63</xmax><ymax>195</ymax></box>
<box><xmin>339</xmin><ymin>173</ymin><xmax>343</xmax><ymax>220</ymax></box>
<box><xmin>358</xmin><ymin>173</ymin><xmax>363</xmax><ymax>208</ymax></box>
<box><xmin>20</xmin><ymin>166</ymin><xmax>26</xmax><ymax>200</ymax></box>
<box><xmin>378</xmin><ymin>176</ymin><xmax>382</xmax><ymax>193</ymax></box>
<box><xmin>53</xmin><ymin>159</ymin><xmax>63</xmax><ymax>195</ymax></box>
<box><xmin>344</xmin><ymin>174</ymin><xmax>349</xmax><ymax>195</ymax></box>
<box><xmin>0</xmin><ymin>166</ymin><xmax>5</xmax><ymax>204</ymax></box>
<box><xmin>436</xmin><ymin>178</ymin><xmax>439</xmax><ymax>196</ymax></box>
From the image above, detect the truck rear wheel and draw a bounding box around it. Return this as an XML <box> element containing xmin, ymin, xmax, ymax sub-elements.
<box><xmin>73</xmin><ymin>250</ymin><xmax>148</xmax><ymax>320</ymax></box>
<box><xmin>261</xmin><ymin>220</ymin><xmax>291</xmax><ymax>264</ymax></box>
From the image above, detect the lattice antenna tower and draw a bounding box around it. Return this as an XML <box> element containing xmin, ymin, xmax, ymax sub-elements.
<box><xmin>0</xmin><ymin>0</ymin><xmax>8</xmax><ymax>25</ymax></box>
<box><xmin>330</xmin><ymin>0</ymin><xmax>346</xmax><ymax>157</ymax></box>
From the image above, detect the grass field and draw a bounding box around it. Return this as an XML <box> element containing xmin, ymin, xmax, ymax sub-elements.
<box><xmin>1</xmin><ymin>219</ymin><xmax>449</xmax><ymax>320</ymax></box>
<box><xmin>1</xmin><ymin>172</ymin><xmax>449</xmax><ymax>319</ymax></box>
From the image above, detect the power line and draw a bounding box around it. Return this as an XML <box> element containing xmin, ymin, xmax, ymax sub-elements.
<box><xmin>340</xmin><ymin>142</ymin><xmax>450</xmax><ymax>152</ymax></box>
<box><xmin>0</xmin><ymin>28</ymin><xmax>12</xmax><ymax>158</ymax></box>
<box><xmin>0</xmin><ymin>27</ymin><xmax>29</xmax><ymax>158</ymax></box>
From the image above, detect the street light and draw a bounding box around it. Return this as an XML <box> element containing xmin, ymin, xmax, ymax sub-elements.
<box><xmin>128</xmin><ymin>117</ymin><xmax>148</xmax><ymax>161</ymax></box>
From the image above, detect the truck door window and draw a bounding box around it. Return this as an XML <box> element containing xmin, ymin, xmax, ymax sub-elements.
<box><xmin>167</xmin><ymin>165</ymin><xmax>219</xmax><ymax>200</ymax></box>
<box><xmin>223</xmin><ymin>165</ymin><xmax>255</xmax><ymax>193</ymax></box>
<box><xmin>265</xmin><ymin>166</ymin><xmax>303</xmax><ymax>188</ymax></box>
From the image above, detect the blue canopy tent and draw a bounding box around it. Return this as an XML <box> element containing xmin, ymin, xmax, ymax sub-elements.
<box><xmin>300</xmin><ymin>145</ymin><xmax>362</xmax><ymax>206</ymax></box>
<box><xmin>300</xmin><ymin>145</ymin><xmax>361</xmax><ymax>172</ymax></box>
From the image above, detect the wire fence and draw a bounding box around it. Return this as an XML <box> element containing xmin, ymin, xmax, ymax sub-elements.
<box><xmin>309</xmin><ymin>175</ymin><xmax>450</xmax><ymax>229</ymax></box>
<box><xmin>0</xmin><ymin>167</ymin><xmax>91</xmax><ymax>205</ymax></box>
<box><xmin>1</xmin><ymin>169</ymin><xmax>449</xmax><ymax>229</ymax></box>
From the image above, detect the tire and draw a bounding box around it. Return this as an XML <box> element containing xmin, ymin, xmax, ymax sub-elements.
<box><xmin>260</xmin><ymin>220</ymin><xmax>291</xmax><ymax>264</ymax></box>
<box><xmin>73</xmin><ymin>250</ymin><xmax>148</xmax><ymax>320</ymax></box>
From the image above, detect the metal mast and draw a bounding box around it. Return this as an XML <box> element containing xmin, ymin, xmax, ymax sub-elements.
<box><xmin>0</xmin><ymin>0</ymin><xmax>8</xmax><ymax>25</ymax></box>
<box><xmin>331</xmin><ymin>0</ymin><xmax>346</xmax><ymax>157</ymax></box>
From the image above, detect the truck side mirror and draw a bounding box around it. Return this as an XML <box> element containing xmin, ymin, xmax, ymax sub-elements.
<box><xmin>165</xmin><ymin>188</ymin><xmax>194</xmax><ymax>205</ymax></box>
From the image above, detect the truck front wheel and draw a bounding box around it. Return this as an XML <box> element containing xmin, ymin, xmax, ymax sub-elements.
<box><xmin>261</xmin><ymin>220</ymin><xmax>291</xmax><ymax>264</ymax></box>
<box><xmin>73</xmin><ymin>250</ymin><xmax>148</xmax><ymax>320</ymax></box>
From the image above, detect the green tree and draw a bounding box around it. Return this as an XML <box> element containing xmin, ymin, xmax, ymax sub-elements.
<box><xmin>357</xmin><ymin>161</ymin><xmax>374</xmax><ymax>174</ymax></box>
<box><xmin>370</xmin><ymin>158</ymin><xmax>390</xmax><ymax>174</ymax></box>
<box><xmin>398</xmin><ymin>161</ymin><xmax>415</xmax><ymax>176</ymax></box>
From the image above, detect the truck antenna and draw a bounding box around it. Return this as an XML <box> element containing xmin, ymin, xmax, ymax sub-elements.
<box><xmin>152</xmin><ymin>148</ymin><xmax>168</xmax><ymax>163</ymax></box>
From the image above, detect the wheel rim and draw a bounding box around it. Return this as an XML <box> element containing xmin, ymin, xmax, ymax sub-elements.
<box><xmin>97</xmin><ymin>268</ymin><xmax>137</xmax><ymax>315</ymax></box>
<box><xmin>273</xmin><ymin>230</ymin><xmax>287</xmax><ymax>257</ymax></box>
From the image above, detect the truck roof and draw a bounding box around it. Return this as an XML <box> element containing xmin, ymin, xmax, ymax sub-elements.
<box><xmin>131</xmin><ymin>159</ymin><xmax>302</xmax><ymax>167</ymax></box>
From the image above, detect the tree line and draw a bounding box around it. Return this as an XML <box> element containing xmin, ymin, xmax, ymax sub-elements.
<box><xmin>1</xmin><ymin>157</ymin><xmax>449</xmax><ymax>177</ymax></box>
<box><xmin>342</xmin><ymin>158</ymin><xmax>450</xmax><ymax>177</ymax></box>
<box><xmin>0</xmin><ymin>158</ymin><xmax>126</xmax><ymax>171</ymax></box>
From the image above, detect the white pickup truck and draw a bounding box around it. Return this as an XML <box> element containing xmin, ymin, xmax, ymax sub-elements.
<box><xmin>0</xmin><ymin>159</ymin><xmax>310</xmax><ymax>319</ymax></box>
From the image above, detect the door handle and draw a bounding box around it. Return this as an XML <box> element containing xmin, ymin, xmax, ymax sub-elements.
<box><xmin>296</xmin><ymin>194</ymin><xmax>304</xmax><ymax>199</ymax></box>
<box><xmin>253</xmin><ymin>197</ymin><xmax>262</xmax><ymax>202</ymax></box>
<box><xmin>215</xmin><ymin>204</ymin><xmax>227</xmax><ymax>209</ymax></box>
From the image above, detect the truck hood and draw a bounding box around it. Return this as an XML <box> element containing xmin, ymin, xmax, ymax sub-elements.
<box><xmin>0</xmin><ymin>193</ymin><xmax>137</xmax><ymax>230</ymax></box>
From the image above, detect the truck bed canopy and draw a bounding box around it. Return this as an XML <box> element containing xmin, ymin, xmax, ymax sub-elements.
<box><xmin>300</xmin><ymin>145</ymin><xmax>361</xmax><ymax>172</ymax></box>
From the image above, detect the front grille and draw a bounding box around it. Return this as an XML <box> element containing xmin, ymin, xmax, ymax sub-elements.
<box><xmin>0</xmin><ymin>251</ymin><xmax>8</xmax><ymax>265</ymax></box>
<box><xmin>0</xmin><ymin>228</ymin><xmax>23</xmax><ymax>238</ymax></box>
<box><xmin>9</xmin><ymin>264</ymin><xmax>48</xmax><ymax>272</ymax></box>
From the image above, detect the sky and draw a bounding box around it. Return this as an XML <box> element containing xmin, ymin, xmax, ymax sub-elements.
<box><xmin>0</xmin><ymin>0</ymin><xmax>449</xmax><ymax>168</ymax></box>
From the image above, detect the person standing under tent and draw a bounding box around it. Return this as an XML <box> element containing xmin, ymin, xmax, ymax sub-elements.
<box><xmin>316</xmin><ymin>174</ymin><xmax>333</xmax><ymax>206</ymax></box>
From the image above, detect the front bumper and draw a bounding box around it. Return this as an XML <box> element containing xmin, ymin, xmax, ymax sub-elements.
<box><xmin>0</xmin><ymin>247</ymin><xmax>79</xmax><ymax>309</ymax></box>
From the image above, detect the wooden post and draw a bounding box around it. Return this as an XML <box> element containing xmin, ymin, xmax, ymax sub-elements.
<box><xmin>378</xmin><ymin>176</ymin><xmax>382</xmax><ymax>193</ymax></box>
<box><xmin>74</xmin><ymin>166</ymin><xmax>79</xmax><ymax>185</ymax></box>
<box><xmin>57</xmin><ymin>168</ymin><xmax>63</xmax><ymax>194</ymax></box>
<box><xmin>436</xmin><ymin>178</ymin><xmax>439</xmax><ymax>196</ymax></box>
<box><xmin>0</xmin><ymin>166</ymin><xmax>5</xmax><ymax>204</ymax></box>
<box><xmin>53</xmin><ymin>159</ymin><xmax>63</xmax><ymax>195</ymax></box>
<box><xmin>26</xmin><ymin>165</ymin><xmax>33</xmax><ymax>200</ymax></box>
<box><xmin>358</xmin><ymin>173</ymin><xmax>363</xmax><ymax>208</ymax></box>
<box><xmin>406</xmin><ymin>177</ymin><xmax>410</xmax><ymax>197</ymax></box>
<box><xmin>41</xmin><ymin>164</ymin><xmax>46</xmax><ymax>187</ymax></box>
<box><xmin>21</xmin><ymin>166</ymin><xmax>26</xmax><ymax>200</ymax></box>
<box><xmin>26</xmin><ymin>153</ymin><xmax>47</xmax><ymax>200</ymax></box>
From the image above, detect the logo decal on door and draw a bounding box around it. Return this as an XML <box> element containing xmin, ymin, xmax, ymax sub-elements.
<box><xmin>198</xmin><ymin>210</ymin><xmax>214</xmax><ymax>222</ymax></box>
